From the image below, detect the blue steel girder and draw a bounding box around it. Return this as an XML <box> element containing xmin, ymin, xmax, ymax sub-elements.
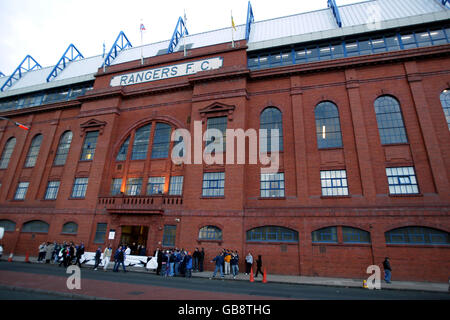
<box><xmin>245</xmin><ymin>1</ymin><xmax>255</xmax><ymax>41</ymax></box>
<box><xmin>328</xmin><ymin>0</ymin><xmax>342</xmax><ymax>28</ymax></box>
<box><xmin>167</xmin><ymin>16</ymin><xmax>189</xmax><ymax>54</ymax></box>
<box><xmin>46</xmin><ymin>44</ymin><xmax>84</xmax><ymax>82</ymax></box>
<box><xmin>442</xmin><ymin>0</ymin><xmax>450</xmax><ymax>8</ymax></box>
<box><xmin>102</xmin><ymin>31</ymin><xmax>133</xmax><ymax>67</ymax></box>
<box><xmin>0</xmin><ymin>55</ymin><xmax>41</xmax><ymax>92</ymax></box>
<box><xmin>0</xmin><ymin>71</ymin><xmax>4</xmax><ymax>77</ymax></box>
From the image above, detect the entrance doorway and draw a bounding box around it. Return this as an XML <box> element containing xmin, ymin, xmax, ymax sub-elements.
<box><xmin>120</xmin><ymin>225</ymin><xmax>149</xmax><ymax>255</ymax></box>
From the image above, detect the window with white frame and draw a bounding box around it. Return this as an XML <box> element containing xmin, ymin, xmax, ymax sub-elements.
<box><xmin>24</xmin><ymin>134</ymin><xmax>43</xmax><ymax>167</ymax></box>
<box><xmin>169</xmin><ymin>176</ymin><xmax>184</xmax><ymax>195</ymax></box>
<box><xmin>386</xmin><ymin>167</ymin><xmax>419</xmax><ymax>195</ymax></box>
<box><xmin>126</xmin><ymin>178</ymin><xmax>142</xmax><ymax>196</ymax></box>
<box><xmin>110</xmin><ymin>178</ymin><xmax>122</xmax><ymax>196</ymax></box>
<box><xmin>320</xmin><ymin>170</ymin><xmax>348</xmax><ymax>196</ymax></box>
<box><xmin>71</xmin><ymin>178</ymin><xmax>88</xmax><ymax>198</ymax></box>
<box><xmin>260</xmin><ymin>172</ymin><xmax>285</xmax><ymax>198</ymax></box>
<box><xmin>14</xmin><ymin>182</ymin><xmax>29</xmax><ymax>200</ymax></box>
<box><xmin>147</xmin><ymin>177</ymin><xmax>165</xmax><ymax>195</ymax></box>
<box><xmin>44</xmin><ymin>181</ymin><xmax>60</xmax><ymax>200</ymax></box>
<box><xmin>202</xmin><ymin>172</ymin><xmax>225</xmax><ymax>197</ymax></box>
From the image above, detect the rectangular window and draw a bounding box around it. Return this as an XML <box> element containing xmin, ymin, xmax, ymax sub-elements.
<box><xmin>169</xmin><ymin>176</ymin><xmax>184</xmax><ymax>195</ymax></box>
<box><xmin>202</xmin><ymin>172</ymin><xmax>225</xmax><ymax>197</ymax></box>
<box><xmin>131</xmin><ymin>124</ymin><xmax>151</xmax><ymax>160</ymax></box>
<box><xmin>386</xmin><ymin>167</ymin><xmax>419</xmax><ymax>195</ymax></box>
<box><xmin>162</xmin><ymin>225</ymin><xmax>176</xmax><ymax>247</ymax></box>
<box><xmin>206</xmin><ymin>117</ymin><xmax>227</xmax><ymax>153</ymax></box>
<box><xmin>80</xmin><ymin>131</ymin><xmax>99</xmax><ymax>161</ymax></box>
<box><xmin>151</xmin><ymin>123</ymin><xmax>172</xmax><ymax>159</ymax></box>
<box><xmin>110</xmin><ymin>178</ymin><xmax>122</xmax><ymax>196</ymax></box>
<box><xmin>260</xmin><ymin>173</ymin><xmax>285</xmax><ymax>198</ymax></box>
<box><xmin>71</xmin><ymin>178</ymin><xmax>89</xmax><ymax>198</ymax></box>
<box><xmin>126</xmin><ymin>178</ymin><xmax>142</xmax><ymax>196</ymax></box>
<box><xmin>44</xmin><ymin>181</ymin><xmax>60</xmax><ymax>200</ymax></box>
<box><xmin>320</xmin><ymin>170</ymin><xmax>349</xmax><ymax>197</ymax></box>
<box><xmin>14</xmin><ymin>182</ymin><xmax>29</xmax><ymax>200</ymax></box>
<box><xmin>147</xmin><ymin>177</ymin><xmax>165</xmax><ymax>195</ymax></box>
<box><xmin>94</xmin><ymin>223</ymin><xmax>107</xmax><ymax>244</ymax></box>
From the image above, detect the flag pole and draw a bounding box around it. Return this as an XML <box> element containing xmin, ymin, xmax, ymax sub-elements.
<box><xmin>231</xmin><ymin>10</ymin><xmax>235</xmax><ymax>48</ymax></box>
<box><xmin>184</xmin><ymin>9</ymin><xmax>187</xmax><ymax>57</ymax></box>
<box><xmin>140</xmin><ymin>19</ymin><xmax>144</xmax><ymax>65</ymax></box>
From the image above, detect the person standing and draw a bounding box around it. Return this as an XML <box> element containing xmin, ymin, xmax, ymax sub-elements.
<box><xmin>199</xmin><ymin>248</ymin><xmax>205</xmax><ymax>272</ymax></box>
<box><xmin>154</xmin><ymin>247</ymin><xmax>162</xmax><ymax>275</ymax></box>
<box><xmin>113</xmin><ymin>246</ymin><xmax>126</xmax><ymax>272</ymax></box>
<box><xmin>224</xmin><ymin>250</ymin><xmax>231</xmax><ymax>275</ymax></box>
<box><xmin>231</xmin><ymin>251</ymin><xmax>239</xmax><ymax>279</ymax></box>
<box><xmin>103</xmin><ymin>244</ymin><xmax>112</xmax><ymax>271</ymax></box>
<box><xmin>245</xmin><ymin>252</ymin><xmax>253</xmax><ymax>275</ymax></box>
<box><xmin>45</xmin><ymin>242</ymin><xmax>54</xmax><ymax>264</ymax></box>
<box><xmin>185</xmin><ymin>251</ymin><xmax>193</xmax><ymax>278</ymax></box>
<box><xmin>254</xmin><ymin>255</ymin><xmax>263</xmax><ymax>277</ymax></box>
<box><xmin>383</xmin><ymin>257</ymin><xmax>392</xmax><ymax>283</ymax></box>
<box><xmin>93</xmin><ymin>247</ymin><xmax>102</xmax><ymax>270</ymax></box>
<box><xmin>68</xmin><ymin>243</ymin><xmax>75</xmax><ymax>266</ymax></box>
<box><xmin>192</xmin><ymin>248</ymin><xmax>200</xmax><ymax>272</ymax></box>
<box><xmin>209</xmin><ymin>251</ymin><xmax>225</xmax><ymax>279</ymax></box>
<box><xmin>75</xmin><ymin>242</ymin><xmax>85</xmax><ymax>268</ymax></box>
<box><xmin>38</xmin><ymin>242</ymin><xmax>46</xmax><ymax>262</ymax></box>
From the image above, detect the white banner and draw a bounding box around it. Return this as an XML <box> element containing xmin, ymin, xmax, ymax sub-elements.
<box><xmin>80</xmin><ymin>252</ymin><xmax>158</xmax><ymax>270</ymax></box>
<box><xmin>110</xmin><ymin>57</ymin><xmax>223</xmax><ymax>87</ymax></box>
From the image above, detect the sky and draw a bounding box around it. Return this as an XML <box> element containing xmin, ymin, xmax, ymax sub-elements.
<box><xmin>0</xmin><ymin>0</ymin><xmax>364</xmax><ymax>75</ymax></box>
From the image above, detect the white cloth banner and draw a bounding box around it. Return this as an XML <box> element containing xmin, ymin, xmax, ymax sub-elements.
<box><xmin>81</xmin><ymin>252</ymin><xmax>158</xmax><ymax>270</ymax></box>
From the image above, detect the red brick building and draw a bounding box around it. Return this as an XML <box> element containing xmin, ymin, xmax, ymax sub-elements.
<box><xmin>0</xmin><ymin>0</ymin><xmax>449</xmax><ymax>282</ymax></box>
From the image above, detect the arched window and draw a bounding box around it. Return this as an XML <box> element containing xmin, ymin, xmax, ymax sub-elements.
<box><xmin>116</xmin><ymin>135</ymin><xmax>130</xmax><ymax>161</ymax></box>
<box><xmin>374</xmin><ymin>96</ymin><xmax>408</xmax><ymax>144</ymax></box>
<box><xmin>0</xmin><ymin>137</ymin><xmax>16</xmax><ymax>169</ymax></box>
<box><xmin>246</xmin><ymin>226</ymin><xmax>298</xmax><ymax>243</ymax></box>
<box><xmin>21</xmin><ymin>220</ymin><xmax>49</xmax><ymax>233</ymax></box>
<box><xmin>315</xmin><ymin>102</ymin><xmax>343</xmax><ymax>149</ymax></box>
<box><xmin>54</xmin><ymin>131</ymin><xmax>73</xmax><ymax>166</ymax></box>
<box><xmin>131</xmin><ymin>124</ymin><xmax>151</xmax><ymax>160</ymax></box>
<box><xmin>61</xmin><ymin>222</ymin><xmax>78</xmax><ymax>234</ymax></box>
<box><xmin>260</xmin><ymin>107</ymin><xmax>283</xmax><ymax>152</ymax></box>
<box><xmin>198</xmin><ymin>226</ymin><xmax>223</xmax><ymax>241</ymax></box>
<box><xmin>312</xmin><ymin>226</ymin><xmax>338</xmax><ymax>243</ymax></box>
<box><xmin>439</xmin><ymin>89</ymin><xmax>450</xmax><ymax>130</ymax></box>
<box><xmin>151</xmin><ymin>123</ymin><xmax>172</xmax><ymax>159</ymax></box>
<box><xmin>385</xmin><ymin>226</ymin><xmax>449</xmax><ymax>245</ymax></box>
<box><xmin>342</xmin><ymin>226</ymin><xmax>371</xmax><ymax>243</ymax></box>
<box><xmin>24</xmin><ymin>134</ymin><xmax>43</xmax><ymax>167</ymax></box>
<box><xmin>0</xmin><ymin>219</ymin><xmax>16</xmax><ymax>232</ymax></box>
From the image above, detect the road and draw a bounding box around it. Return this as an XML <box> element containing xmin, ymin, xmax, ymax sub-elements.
<box><xmin>0</xmin><ymin>262</ymin><xmax>448</xmax><ymax>301</ymax></box>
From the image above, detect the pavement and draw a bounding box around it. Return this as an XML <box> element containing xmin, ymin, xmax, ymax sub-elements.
<box><xmin>1</xmin><ymin>254</ymin><xmax>448</xmax><ymax>294</ymax></box>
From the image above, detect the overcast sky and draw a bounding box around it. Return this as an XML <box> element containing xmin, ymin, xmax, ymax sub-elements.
<box><xmin>0</xmin><ymin>0</ymin><xmax>363</xmax><ymax>75</ymax></box>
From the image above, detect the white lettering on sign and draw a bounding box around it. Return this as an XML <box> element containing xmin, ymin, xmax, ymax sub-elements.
<box><xmin>110</xmin><ymin>57</ymin><xmax>223</xmax><ymax>87</ymax></box>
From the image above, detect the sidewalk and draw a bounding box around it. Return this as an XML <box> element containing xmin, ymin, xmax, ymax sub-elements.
<box><xmin>2</xmin><ymin>255</ymin><xmax>448</xmax><ymax>293</ymax></box>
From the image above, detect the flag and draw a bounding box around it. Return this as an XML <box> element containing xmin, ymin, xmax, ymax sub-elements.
<box><xmin>140</xmin><ymin>23</ymin><xmax>146</xmax><ymax>31</ymax></box>
<box><xmin>231</xmin><ymin>14</ymin><xmax>236</xmax><ymax>31</ymax></box>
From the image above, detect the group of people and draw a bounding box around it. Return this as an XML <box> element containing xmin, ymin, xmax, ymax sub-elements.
<box><xmin>154</xmin><ymin>247</ymin><xmax>205</xmax><ymax>278</ymax></box>
<box><xmin>37</xmin><ymin>241</ymin><xmax>86</xmax><ymax>268</ymax></box>
<box><xmin>210</xmin><ymin>249</ymin><xmax>241</xmax><ymax>279</ymax></box>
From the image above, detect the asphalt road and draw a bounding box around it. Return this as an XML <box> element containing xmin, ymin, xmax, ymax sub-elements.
<box><xmin>0</xmin><ymin>262</ymin><xmax>448</xmax><ymax>300</ymax></box>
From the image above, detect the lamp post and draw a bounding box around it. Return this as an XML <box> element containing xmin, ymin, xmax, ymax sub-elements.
<box><xmin>0</xmin><ymin>116</ymin><xmax>29</xmax><ymax>130</ymax></box>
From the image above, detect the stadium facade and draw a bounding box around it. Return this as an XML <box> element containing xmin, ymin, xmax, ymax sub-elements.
<box><xmin>0</xmin><ymin>0</ymin><xmax>449</xmax><ymax>282</ymax></box>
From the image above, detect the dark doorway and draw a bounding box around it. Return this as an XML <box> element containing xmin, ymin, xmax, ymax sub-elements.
<box><xmin>120</xmin><ymin>225</ymin><xmax>149</xmax><ymax>255</ymax></box>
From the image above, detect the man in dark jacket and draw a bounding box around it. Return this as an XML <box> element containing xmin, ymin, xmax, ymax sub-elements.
<box><xmin>192</xmin><ymin>248</ymin><xmax>200</xmax><ymax>272</ymax></box>
<box><xmin>255</xmin><ymin>255</ymin><xmax>263</xmax><ymax>277</ymax></box>
<box><xmin>75</xmin><ymin>242</ymin><xmax>85</xmax><ymax>268</ymax></box>
<box><xmin>199</xmin><ymin>248</ymin><xmax>205</xmax><ymax>272</ymax></box>
<box><xmin>209</xmin><ymin>251</ymin><xmax>225</xmax><ymax>279</ymax></box>
<box><xmin>154</xmin><ymin>248</ymin><xmax>162</xmax><ymax>275</ymax></box>
<box><xmin>383</xmin><ymin>257</ymin><xmax>392</xmax><ymax>283</ymax></box>
<box><xmin>93</xmin><ymin>247</ymin><xmax>102</xmax><ymax>270</ymax></box>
